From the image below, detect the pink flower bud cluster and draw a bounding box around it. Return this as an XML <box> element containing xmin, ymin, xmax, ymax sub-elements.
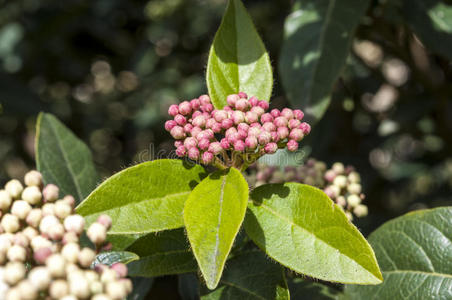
<box><xmin>165</xmin><ymin>93</ymin><xmax>311</xmax><ymax>167</ymax></box>
<box><xmin>0</xmin><ymin>171</ymin><xmax>132</xmax><ymax>300</ymax></box>
<box><xmin>246</xmin><ymin>159</ymin><xmax>368</xmax><ymax>220</ymax></box>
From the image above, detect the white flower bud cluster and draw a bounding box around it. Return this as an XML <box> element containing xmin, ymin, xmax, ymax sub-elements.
<box><xmin>0</xmin><ymin>171</ymin><xmax>132</xmax><ymax>300</ymax></box>
<box><xmin>247</xmin><ymin>159</ymin><xmax>369</xmax><ymax>220</ymax></box>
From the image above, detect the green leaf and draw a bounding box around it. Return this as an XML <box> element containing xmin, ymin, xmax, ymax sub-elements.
<box><xmin>36</xmin><ymin>113</ymin><xmax>99</xmax><ymax>204</ymax></box>
<box><xmin>184</xmin><ymin>168</ymin><xmax>249</xmax><ymax>289</ymax></box>
<box><xmin>127</xmin><ymin>277</ymin><xmax>154</xmax><ymax>300</ymax></box>
<box><xmin>206</xmin><ymin>0</ymin><xmax>273</xmax><ymax>109</ymax></box>
<box><xmin>126</xmin><ymin>229</ymin><xmax>198</xmax><ymax>277</ymax></box>
<box><xmin>245</xmin><ymin>183</ymin><xmax>382</xmax><ymax>285</ymax></box>
<box><xmin>178</xmin><ymin>273</ymin><xmax>200</xmax><ymax>300</ymax></box>
<box><xmin>279</xmin><ymin>0</ymin><xmax>370</xmax><ymax>122</ymax></box>
<box><xmin>76</xmin><ymin>159</ymin><xmax>206</xmax><ymax>236</ymax></box>
<box><xmin>200</xmin><ymin>250</ymin><xmax>289</xmax><ymax>300</ymax></box>
<box><xmin>402</xmin><ymin>0</ymin><xmax>452</xmax><ymax>60</ymax></box>
<box><xmin>343</xmin><ymin>207</ymin><xmax>452</xmax><ymax>299</ymax></box>
<box><xmin>289</xmin><ymin>278</ymin><xmax>340</xmax><ymax>300</ymax></box>
<box><xmin>93</xmin><ymin>251</ymin><xmax>139</xmax><ymax>266</ymax></box>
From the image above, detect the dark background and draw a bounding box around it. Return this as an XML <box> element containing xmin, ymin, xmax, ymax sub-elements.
<box><xmin>0</xmin><ymin>0</ymin><xmax>451</xmax><ymax>297</ymax></box>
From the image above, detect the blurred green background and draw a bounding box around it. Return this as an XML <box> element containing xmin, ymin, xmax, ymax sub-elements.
<box><xmin>0</xmin><ymin>1</ymin><xmax>451</xmax><ymax>296</ymax></box>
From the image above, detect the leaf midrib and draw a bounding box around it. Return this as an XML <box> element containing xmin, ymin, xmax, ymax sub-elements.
<box><xmin>384</xmin><ymin>270</ymin><xmax>452</xmax><ymax>279</ymax></box>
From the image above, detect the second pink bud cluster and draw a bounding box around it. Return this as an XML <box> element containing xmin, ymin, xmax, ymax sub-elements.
<box><xmin>164</xmin><ymin>92</ymin><xmax>311</xmax><ymax>166</ymax></box>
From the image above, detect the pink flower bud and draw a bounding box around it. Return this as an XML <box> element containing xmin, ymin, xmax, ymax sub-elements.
<box><xmin>248</xmin><ymin>127</ymin><xmax>261</xmax><ymax>137</ymax></box>
<box><xmin>205</xmin><ymin>118</ymin><xmax>217</xmax><ymax>129</ymax></box>
<box><xmin>258</xmin><ymin>131</ymin><xmax>272</xmax><ymax>145</ymax></box>
<box><xmin>97</xmin><ymin>215</ymin><xmax>112</xmax><ymax>229</ymax></box>
<box><xmin>188</xmin><ymin>147</ymin><xmax>200</xmax><ymax>160</ymax></box>
<box><xmin>111</xmin><ymin>263</ymin><xmax>128</xmax><ymax>278</ymax></box>
<box><xmin>220</xmin><ymin>138</ymin><xmax>230</xmax><ymax>149</ymax></box>
<box><xmin>270</xmin><ymin>109</ymin><xmax>280</xmax><ymax>118</ymax></box>
<box><xmin>289</xmin><ymin>128</ymin><xmax>304</xmax><ymax>141</ymax></box>
<box><xmin>249</xmin><ymin>96</ymin><xmax>259</xmax><ymax>106</ymax></box>
<box><xmin>202</xmin><ymin>103</ymin><xmax>214</xmax><ymax>113</ymax></box>
<box><xmin>245</xmin><ymin>136</ymin><xmax>258</xmax><ymax>149</ymax></box>
<box><xmin>168</xmin><ymin>105</ymin><xmax>179</xmax><ymax>116</ymax></box>
<box><xmin>260</xmin><ymin>113</ymin><xmax>273</xmax><ymax>123</ymax></box>
<box><xmin>250</xmin><ymin>106</ymin><xmax>264</xmax><ymax>116</ymax></box>
<box><xmin>299</xmin><ymin>122</ymin><xmax>311</xmax><ymax>135</ymax></box>
<box><xmin>43</xmin><ymin>184</ymin><xmax>59</xmax><ymax>202</ymax></box>
<box><xmin>234</xmin><ymin>140</ymin><xmax>246</xmax><ymax>151</ymax></box>
<box><xmin>227</xmin><ymin>94</ymin><xmax>240</xmax><ymax>107</ymax></box>
<box><xmin>174</xmin><ymin>140</ymin><xmax>183</xmax><ymax>148</ymax></box>
<box><xmin>281</xmin><ymin>108</ymin><xmax>294</xmax><ymax>120</ymax></box>
<box><xmin>176</xmin><ymin>146</ymin><xmax>186</xmax><ymax>157</ymax></box>
<box><xmin>288</xmin><ymin>119</ymin><xmax>301</xmax><ymax>129</ymax></box>
<box><xmin>245</xmin><ymin>111</ymin><xmax>258</xmax><ymax>123</ymax></box>
<box><xmin>277</xmin><ymin>127</ymin><xmax>289</xmax><ymax>139</ymax></box>
<box><xmin>198</xmin><ymin>138</ymin><xmax>210</xmax><ymax>150</ymax></box>
<box><xmin>190</xmin><ymin>98</ymin><xmax>201</xmax><ymax>110</ymax></box>
<box><xmin>184</xmin><ymin>137</ymin><xmax>197</xmax><ymax>149</ymax></box>
<box><xmin>197</xmin><ymin>130</ymin><xmax>213</xmax><ymax>141</ymax></box>
<box><xmin>237</xmin><ymin>129</ymin><xmax>247</xmax><ymax>139</ymax></box>
<box><xmin>178</xmin><ymin>101</ymin><xmax>192</xmax><ymax>115</ymax></box>
<box><xmin>34</xmin><ymin>247</ymin><xmax>52</xmax><ymax>264</ymax></box>
<box><xmin>227</xmin><ymin>132</ymin><xmax>240</xmax><ymax>144</ymax></box>
<box><xmin>192</xmin><ymin>115</ymin><xmax>206</xmax><ymax>128</ymax></box>
<box><xmin>213</xmin><ymin>110</ymin><xmax>228</xmax><ymax>122</ymax></box>
<box><xmin>221</xmin><ymin>118</ymin><xmax>233</xmax><ymax>129</ymax></box>
<box><xmin>324</xmin><ymin>170</ymin><xmax>336</xmax><ymax>182</ymax></box>
<box><xmin>174</xmin><ymin>114</ymin><xmax>187</xmax><ymax>126</ymax></box>
<box><xmin>191</xmin><ymin>127</ymin><xmax>202</xmax><ymax>138</ymax></box>
<box><xmin>212</xmin><ymin>122</ymin><xmax>222</xmax><ymax>133</ymax></box>
<box><xmin>232</xmin><ymin>111</ymin><xmax>245</xmax><ymax>124</ymax></box>
<box><xmin>274</xmin><ymin>116</ymin><xmax>288</xmax><ymax>127</ymax></box>
<box><xmin>287</xmin><ymin>139</ymin><xmax>298</xmax><ymax>151</ymax></box>
<box><xmin>271</xmin><ymin>131</ymin><xmax>279</xmax><ymax>142</ymax></box>
<box><xmin>249</xmin><ymin>122</ymin><xmax>261</xmax><ymax>128</ymax></box>
<box><xmin>201</xmin><ymin>151</ymin><xmax>214</xmax><ymax>164</ymax></box>
<box><xmin>165</xmin><ymin>120</ymin><xmax>177</xmax><ymax>131</ymax></box>
<box><xmin>192</xmin><ymin>111</ymin><xmax>202</xmax><ymax>118</ymax></box>
<box><xmin>293</xmin><ymin>109</ymin><xmax>304</xmax><ymax>120</ymax></box>
<box><xmin>235</xmin><ymin>99</ymin><xmax>249</xmax><ymax>111</ymax></box>
<box><xmin>238</xmin><ymin>92</ymin><xmax>248</xmax><ymax>98</ymax></box>
<box><xmin>199</xmin><ymin>95</ymin><xmax>211</xmax><ymax>105</ymax></box>
<box><xmin>258</xmin><ymin>101</ymin><xmax>269</xmax><ymax>110</ymax></box>
<box><xmin>262</xmin><ymin>122</ymin><xmax>276</xmax><ymax>132</ymax></box>
<box><xmin>208</xmin><ymin>142</ymin><xmax>222</xmax><ymax>155</ymax></box>
<box><xmin>183</xmin><ymin>123</ymin><xmax>193</xmax><ymax>133</ymax></box>
<box><xmin>170</xmin><ymin>126</ymin><xmax>185</xmax><ymax>139</ymax></box>
<box><xmin>264</xmin><ymin>142</ymin><xmax>278</xmax><ymax>154</ymax></box>
<box><xmin>204</xmin><ymin>129</ymin><xmax>214</xmax><ymax>139</ymax></box>
<box><xmin>237</xmin><ymin>123</ymin><xmax>249</xmax><ymax>132</ymax></box>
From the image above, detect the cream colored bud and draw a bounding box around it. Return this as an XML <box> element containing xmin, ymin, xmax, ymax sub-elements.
<box><xmin>5</xmin><ymin>180</ymin><xmax>23</xmax><ymax>199</ymax></box>
<box><xmin>100</xmin><ymin>269</ymin><xmax>118</xmax><ymax>283</ymax></box>
<box><xmin>11</xmin><ymin>200</ymin><xmax>32</xmax><ymax>219</ymax></box>
<box><xmin>42</xmin><ymin>184</ymin><xmax>59</xmax><ymax>202</ymax></box>
<box><xmin>26</xmin><ymin>209</ymin><xmax>42</xmax><ymax>228</ymax></box>
<box><xmin>55</xmin><ymin>200</ymin><xmax>72</xmax><ymax>219</ymax></box>
<box><xmin>31</xmin><ymin>235</ymin><xmax>52</xmax><ymax>251</ymax></box>
<box><xmin>347</xmin><ymin>194</ymin><xmax>362</xmax><ymax>207</ymax></box>
<box><xmin>62</xmin><ymin>242</ymin><xmax>80</xmax><ymax>263</ymax></box>
<box><xmin>0</xmin><ymin>233</ymin><xmax>13</xmax><ymax>252</ymax></box>
<box><xmin>354</xmin><ymin>204</ymin><xmax>368</xmax><ymax>217</ymax></box>
<box><xmin>22</xmin><ymin>227</ymin><xmax>38</xmax><ymax>240</ymax></box>
<box><xmin>78</xmin><ymin>247</ymin><xmax>96</xmax><ymax>268</ymax></box>
<box><xmin>63</xmin><ymin>231</ymin><xmax>79</xmax><ymax>244</ymax></box>
<box><xmin>13</xmin><ymin>233</ymin><xmax>29</xmax><ymax>247</ymax></box>
<box><xmin>65</xmin><ymin>263</ymin><xmax>79</xmax><ymax>274</ymax></box>
<box><xmin>0</xmin><ymin>267</ymin><xmax>8</xmax><ymax>298</ymax></box>
<box><xmin>6</xmin><ymin>288</ymin><xmax>21</xmax><ymax>300</ymax></box>
<box><xmin>4</xmin><ymin>262</ymin><xmax>26</xmax><ymax>285</ymax></box>
<box><xmin>0</xmin><ymin>190</ymin><xmax>12</xmax><ymax>210</ymax></box>
<box><xmin>332</xmin><ymin>162</ymin><xmax>345</xmax><ymax>174</ymax></box>
<box><xmin>48</xmin><ymin>223</ymin><xmax>65</xmax><ymax>240</ymax></box>
<box><xmin>39</xmin><ymin>215</ymin><xmax>59</xmax><ymax>234</ymax></box>
<box><xmin>345</xmin><ymin>211</ymin><xmax>353</xmax><ymax>221</ymax></box>
<box><xmin>63</xmin><ymin>215</ymin><xmax>85</xmax><ymax>235</ymax></box>
<box><xmin>106</xmin><ymin>281</ymin><xmax>127</xmax><ymax>299</ymax></box>
<box><xmin>90</xmin><ymin>280</ymin><xmax>103</xmax><ymax>294</ymax></box>
<box><xmin>87</xmin><ymin>222</ymin><xmax>107</xmax><ymax>244</ymax></box>
<box><xmin>63</xmin><ymin>195</ymin><xmax>76</xmax><ymax>207</ymax></box>
<box><xmin>92</xmin><ymin>294</ymin><xmax>111</xmax><ymax>300</ymax></box>
<box><xmin>24</xmin><ymin>171</ymin><xmax>43</xmax><ymax>187</ymax></box>
<box><xmin>121</xmin><ymin>278</ymin><xmax>133</xmax><ymax>293</ymax></box>
<box><xmin>333</xmin><ymin>175</ymin><xmax>347</xmax><ymax>189</ymax></box>
<box><xmin>49</xmin><ymin>280</ymin><xmax>69</xmax><ymax>299</ymax></box>
<box><xmin>7</xmin><ymin>245</ymin><xmax>27</xmax><ymax>262</ymax></box>
<box><xmin>41</xmin><ymin>203</ymin><xmax>55</xmax><ymax>216</ymax></box>
<box><xmin>347</xmin><ymin>183</ymin><xmax>362</xmax><ymax>195</ymax></box>
<box><xmin>85</xmin><ymin>270</ymin><xmax>99</xmax><ymax>282</ymax></box>
<box><xmin>336</xmin><ymin>196</ymin><xmax>347</xmax><ymax>207</ymax></box>
<box><xmin>61</xmin><ymin>296</ymin><xmax>78</xmax><ymax>300</ymax></box>
<box><xmin>28</xmin><ymin>267</ymin><xmax>51</xmax><ymax>290</ymax></box>
<box><xmin>22</xmin><ymin>186</ymin><xmax>42</xmax><ymax>205</ymax></box>
<box><xmin>46</xmin><ymin>254</ymin><xmax>66</xmax><ymax>277</ymax></box>
<box><xmin>348</xmin><ymin>171</ymin><xmax>361</xmax><ymax>183</ymax></box>
<box><xmin>1</xmin><ymin>214</ymin><xmax>20</xmax><ymax>233</ymax></box>
<box><xmin>18</xmin><ymin>280</ymin><xmax>38</xmax><ymax>300</ymax></box>
<box><xmin>69</xmin><ymin>275</ymin><xmax>90</xmax><ymax>299</ymax></box>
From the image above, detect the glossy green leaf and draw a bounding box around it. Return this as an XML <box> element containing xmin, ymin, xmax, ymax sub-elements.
<box><xmin>126</xmin><ymin>229</ymin><xmax>197</xmax><ymax>277</ymax></box>
<box><xmin>289</xmin><ymin>278</ymin><xmax>340</xmax><ymax>300</ymax></box>
<box><xmin>200</xmin><ymin>250</ymin><xmax>289</xmax><ymax>300</ymax></box>
<box><xmin>206</xmin><ymin>0</ymin><xmax>273</xmax><ymax>109</ymax></box>
<box><xmin>279</xmin><ymin>0</ymin><xmax>370</xmax><ymax>122</ymax></box>
<box><xmin>127</xmin><ymin>277</ymin><xmax>154</xmax><ymax>300</ymax></box>
<box><xmin>93</xmin><ymin>251</ymin><xmax>139</xmax><ymax>266</ymax></box>
<box><xmin>36</xmin><ymin>113</ymin><xmax>99</xmax><ymax>204</ymax></box>
<box><xmin>184</xmin><ymin>168</ymin><xmax>249</xmax><ymax>289</ymax></box>
<box><xmin>403</xmin><ymin>0</ymin><xmax>452</xmax><ymax>60</ymax></box>
<box><xmin>343</xmin><ymin>207</ymin><xmax>452</xmax><ymax>299</ymax></box>
<box><xmin>178</xmin><ymin>273</ymin><xmax>200</xmax><ymax>300</ymax></box>
<box><xmin>245</xmin><ymin>183</ymin><xmax>382</xmax><ymax>285</ymax></box>
<box><xmin>76</xmin><ymin>159</ymin><xmax>206</xmax><ymax>235</ymax></box>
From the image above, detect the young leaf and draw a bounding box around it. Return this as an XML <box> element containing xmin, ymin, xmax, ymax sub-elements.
<box><xmin>343</xmin><ymin>207</ymin><xmax>452</xmax><ymax>299</ymax></box>
<box><xmin>76</xmin><ymin>159</ymin><xmax>206</xmax><ymax>235</ymax></box>
<box><xmin>279</xmin><ymin>0</ymin><xmax>370</xmax><ymax>122</ymax></box>
<box><xmin>206</xmin><ymin>0</ymin><xmax>273</xmax><ymax>109</ymax></box>
<box><xmin>245</xmin><ymin>183</ymin><xmax>382</xmax><ymax>285</ymax></box>
<box><xmin>93</xmin><ymin>251</ymin><xmax>139</xmax><ymax>266</ymax></box>
<box><xmin>184</xmin><ymin>168</ymin><xmax>249</xmax><ymax>289</ymax></box>
<box><xmin>126</xmin><ymin>229</ymin><xmax>197</xmax><ymax>277</ymax></box>
<box><xmin>200</xmin><ymin>250</ymin><xmax>289</xmax><ymax>300</ymax></box>
<box><xmin>36</xmin><ymin>112</ymin><xmax>99</xmax><ymax>204</ymax></box>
